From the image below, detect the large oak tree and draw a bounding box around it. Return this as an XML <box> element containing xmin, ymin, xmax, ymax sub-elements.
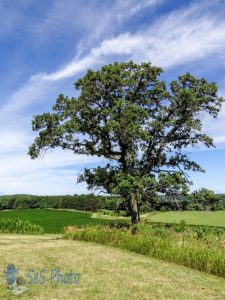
<box><xmin>28</xmin><ymin>61</ymin><xmax>224</xmax><ymax>224</ymax></box>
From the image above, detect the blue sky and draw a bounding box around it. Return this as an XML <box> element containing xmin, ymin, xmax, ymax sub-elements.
<box><xmin>1</xmin><ymin>0</ymin><xmax>225</xmax><ymax>195</ymax></box>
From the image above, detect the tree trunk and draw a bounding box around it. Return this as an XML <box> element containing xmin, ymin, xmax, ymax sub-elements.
<box><xmin>130</xmin><ymin>193</ymin><xmax>139</xmax><ymax>224</ymax></box>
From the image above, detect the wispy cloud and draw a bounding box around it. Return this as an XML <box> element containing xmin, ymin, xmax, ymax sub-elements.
<box><xmin>6</xmin><ymin>0</ymin><xmax>223</xmax><ymax>112</ymax></box>
<box><xmin>34</xmin><ymin>0</ymin><xmax>163</xmax><ymax>45</ymax></box>
<box><xmin>0</xmin><ymin>1</ymin><xmax>26</xmax><ymax>36</ymax></box>
<box><xmin>38</xmin><ymin>1</ymin><xmax>225</xmax><ymax>81</ymax></box>
<box><xmin>0</xmin><ymin>148</ymin><xmax>103</xmax><ymax>195</ymax></box>
<box><xmin>2</xmin><ymin>0</ymin><xmax>164</xmax><ymax>113</ymax></box>
<box><xmin>116</xmin><ymin>0</ymin><xmax>164</xmax><ymax>20</ymax></box>
<box><xmin>0</xmin><ymin>168</ymin><xmax>86</xmax><ymax>195</ymax></box>
<box><xmin>2</xmin><ymin>77</ymin><xmax>55</xmax><ymax>113</ymax></box>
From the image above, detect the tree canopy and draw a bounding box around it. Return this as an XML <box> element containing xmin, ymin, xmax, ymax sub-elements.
<box><xmin>28</xmin><ymin>61</ymin><xmax>224</xmax><ymax>223</ymax></box>
<box><xmin>188</xmin><ymin>188</ymin><xmax>223</xmax><ymax>211</ymax></box>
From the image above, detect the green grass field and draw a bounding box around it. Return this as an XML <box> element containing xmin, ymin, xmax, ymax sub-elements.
<box><xmin>0</xmin><ymin>209</ymin><xmax>117</xmax><ymax>233</ymax></box>
<box><xmin>149</xmin><ymin>211</ymin><xmax>225</xmax><ymax>227</ymax></box>
<box><xmin>0</xmin><ymin>234</ymin><xmax>225</xmax><ymax>299</ymax></box>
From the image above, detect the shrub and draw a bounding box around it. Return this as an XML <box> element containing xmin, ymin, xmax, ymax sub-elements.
<box><xmin>173</xmin><ymin>220</ymin><xmax>187</xmax><ymax>233</ymax></box>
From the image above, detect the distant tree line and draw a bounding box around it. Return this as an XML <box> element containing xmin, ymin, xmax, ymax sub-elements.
<box><xmin>139</xmin><ymin>188</ymin><xmax>225</xmax><ymax>212</ymax></box>
<box><xmin>0</xmin><ymin>194</ymin><xmax>120</xmax><ymax>211</ymax></box>
<box><xmin>0</xmin><ymin>188</ymin><xmax>224</xmax><ymax>212</ymax></box>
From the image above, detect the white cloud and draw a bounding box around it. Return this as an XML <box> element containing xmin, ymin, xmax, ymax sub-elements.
<box><xmin>1</xmin><ymin>77</ymin><xmax>55</xmax><ymax>113</ymax></box>
<box><xmin>0</xmin><ymin>148</ymin><xmax>104</xmax><ymax>195</ymax></box>
<box><xmin>115</xmin><ymin>0</ymin><xmax>164</xmax><ymax>20</ymax></box>
<box><xmin>0</xmin><ymin>151</ymin><xmax>90</xmax><ymax>176</ymax></box>
<box><xmin>214</xmin><ymin>135</ymin><xmax>225</xmax><ymax>143</ymax></box>
<box><xmin>0</xmin><ymin>129</ymin><xmax>30</xmax><ymax>154</ymax></box>
<box><xmin>0</xmin><ymin>169</ymin><xmax>87</xmax><ymax>195</ymax></box>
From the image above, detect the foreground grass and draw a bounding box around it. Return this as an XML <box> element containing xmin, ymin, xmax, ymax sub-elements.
<box><xmin>149</xmin><ymin>211</ymin><xmax>225</xmax><ymax>227</ymax></box>
<box><xmin>0</xmin><ymin>234</ymin><xmax>225</xmax><ymax>299</ymax></box>
<box><xmin>0</xmin><ymin>209</ymin><xmax>119</xmax><ymax>233</ymax></box>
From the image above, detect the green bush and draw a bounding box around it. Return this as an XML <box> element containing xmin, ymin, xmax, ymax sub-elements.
<box><xmin>64</xmin><ymin>225</ymin><xmax>225</xmax><ymax>278</ymax></box>
<box><xmin>173</xmin><ymin>220</ymin><xmax>187</xmax><ymax>233</ymax></box>
<box><xmin>0</xmin><ymin>218</ymin><xmax>44</xmax><ymax>234</ymax></box>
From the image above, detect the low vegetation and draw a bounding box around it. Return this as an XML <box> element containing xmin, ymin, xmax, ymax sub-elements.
<box><xmin>0</xmin><ymin>218</ymin><xmax>44</xmax><ymax>234</ymax></box>
<box><xmin>64</xmin><ymin>222</ymin><xmax>225</xmax><ymax>278</ymax></box>
<box><xmin>0</xmin><ymin>234</ymin><xmax>225</xmax><ymax>299</ymax></box>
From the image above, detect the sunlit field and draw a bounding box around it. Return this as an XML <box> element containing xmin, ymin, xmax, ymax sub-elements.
<box><xmin>148</xmin><ymin>211</ymin><xmax>225</xmax><ymax>227</ymax></box>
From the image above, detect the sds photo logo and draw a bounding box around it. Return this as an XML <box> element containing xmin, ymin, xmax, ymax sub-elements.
<box><xmin>3</xmin><ymin>263</ymin><xmax>80</xmax><ymax>296</ymax></box>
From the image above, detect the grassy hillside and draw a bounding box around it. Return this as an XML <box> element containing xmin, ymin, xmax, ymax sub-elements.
<box><xmin>149</xmin><ymin>211</ymin><xmax>225</xmax><ymax>227</ymax></box>
<box><xmin>0</xmin><ymin>209</ymin><xmax>118</xmax><ymax>233</ymax></box>
<box><xmin>0</xmin><ymin>234</ymin><xmax>225</xmax><ymax>299</ymax></box>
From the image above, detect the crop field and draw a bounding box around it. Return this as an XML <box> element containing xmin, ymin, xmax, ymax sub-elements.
<box><xmin>149</xmin><ymin>211</ymin><xmax>225</xmax><ymax>227</ymax></box>
<box><xmin>0</xmin><ymin>209</ymin><xmax>117</xmax><ymax>233</ymax></box>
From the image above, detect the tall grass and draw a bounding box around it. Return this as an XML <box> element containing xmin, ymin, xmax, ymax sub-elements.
<box><xmin>0</xmin><ymin>218</ymin><xmax>44</xmax><ymax>234</ymax></box>
<box><xmin>64</xmin><ymin>225</ymin><xmax>225</xmax><ymax>278</ymax></box>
